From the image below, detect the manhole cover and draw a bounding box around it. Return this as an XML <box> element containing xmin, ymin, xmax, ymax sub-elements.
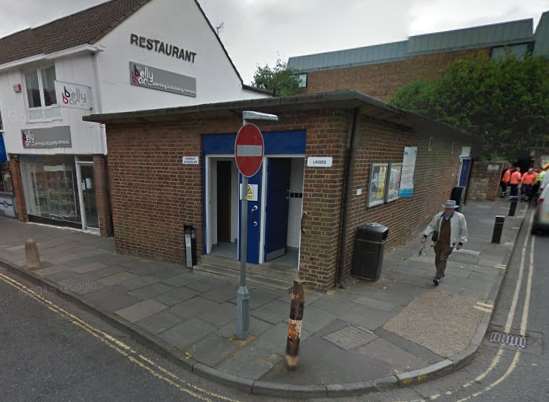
<box><xmin>323</xmin><ymin>326</ymin><xmax>376</xmax><ymax>350</ymax></box>
<box><xmin>488</xmin><ymin>331</ymin><xmax>527</xmax><ymax>349</ymax></box>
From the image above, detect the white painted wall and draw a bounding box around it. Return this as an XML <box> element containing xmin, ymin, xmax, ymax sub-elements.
<box><xmin>286</xmin><ymin>158</ymin><xmax>304</xmax><ymax>248</ymax></box>
<box><xmin>0</xmin><ymin>53</ymin><xmax>105</xmax><ymax>156</ymax></box>
<box><xmin>95</xmin><ymin>0</ymin><xmax>266</xmax><ymax>113</ymax></box>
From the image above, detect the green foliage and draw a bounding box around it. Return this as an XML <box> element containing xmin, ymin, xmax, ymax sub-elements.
<box><xmin>252</xmin><ymin>59</ymin><xmax>301</xmax><ymax>97</ymax></box>
<box><xmin>390</xmin><ymin>55</ymin><xmax>549</xmax><ymax>160</ymax></box>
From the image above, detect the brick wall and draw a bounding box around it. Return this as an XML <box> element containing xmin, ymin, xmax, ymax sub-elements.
<box><xmin>93</xmin><ymin>155</ymin><xmax>113</xmax><ymax>237</ymax></box>
<box><xmin>340</xmin><ymin>116</ymin><xmax>466</xmax><ymax>278</ymax></box>
<box><xmin>468</xmin><ymin>161</ymin><xmax>505</xmax><ymax>201</ymax></box>
<box><xmin>303</xmin><ymin>49</ymin><xmax>490</xmax><ymax>101</ymax></box>
<box><xmin>8</xmin><ymin>157</ymin><xmax>28</xmax><ymax>222</ymax></box>
<box><xmin>106</xmin><ymin>111</ymin><xmax>351</xmax><ymax>289</ymax></box>
<box><xmin>105</xmin><ymin>109</ymin><xmax>467</xmax><ymax>289</ymax></box>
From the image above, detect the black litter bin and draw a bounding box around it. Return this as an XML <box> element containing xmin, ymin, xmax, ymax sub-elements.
<box><xmin>351</xmin><ymin>223</ymin><xmax>389</xmax><ymax>281</ymax></box>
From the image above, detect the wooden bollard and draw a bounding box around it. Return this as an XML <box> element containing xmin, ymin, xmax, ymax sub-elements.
<box><xmin>25</xmin><ymin>239</ymin><xmax>41</xmax><ymax>270</ymax></box>
<box><xmin>285</xmin><ymin>279</ymin><xmax>304</xmax><ymax>370</ymax></box>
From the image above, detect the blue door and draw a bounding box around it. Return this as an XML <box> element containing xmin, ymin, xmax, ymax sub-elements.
<box><xmin>459</xmin><ymin>158</ymin><xmax>472</xmax><ymax>187</ymax></box>
<box><xmin>239</xmin><ymin>170</ymin><xmax>262</xmax><ymax>264</ymax></box>
<box><xmin>265</xmin><ymin>158</ymin><xmax>291</xmax><ymax>261</ymax></box>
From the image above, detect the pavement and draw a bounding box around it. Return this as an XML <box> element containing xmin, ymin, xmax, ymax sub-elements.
<box><xmin>0</xmin><ymin>200</ymin><xmax>526</xmax><ymax>397</ymax></box>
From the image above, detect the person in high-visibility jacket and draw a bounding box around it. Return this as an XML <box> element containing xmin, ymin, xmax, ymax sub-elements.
<box><xmin>521</xmin><ymin>168</ymin><xmax>538</xmax><ymax>202</ymax></box>
<box><xmin>500</xmin><ymin>167</ymin><xmax>512</xmax><ymax>197</ymax></box>
<box><xmin>509</xmin><ymin>167</ymin><xmax>522</xmax><ymax>197</ymax></box>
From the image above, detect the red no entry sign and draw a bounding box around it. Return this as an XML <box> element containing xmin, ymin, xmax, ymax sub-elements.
<box><xmin>235</xmin><ymin>123</ymin><xmax>264</xmax><ymax>177</ymax></box>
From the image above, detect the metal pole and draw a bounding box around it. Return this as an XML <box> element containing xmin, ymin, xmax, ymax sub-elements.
<box><xmin>236</xmin><ymin>118</ymin><xmax>250</xmax><ymax>339</ymax></box>
<box><xmin>508</xmin><ymin>197</ymin><xmax>518</xmax><ymax>217</ymax></box>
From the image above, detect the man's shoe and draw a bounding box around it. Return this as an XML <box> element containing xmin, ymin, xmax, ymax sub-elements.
<box><xmin>433</xmin><ymin>278</ymin><xmax>440</xmax><ymax>286</ymax></box>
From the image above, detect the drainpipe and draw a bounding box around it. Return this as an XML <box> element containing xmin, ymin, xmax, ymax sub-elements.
<box><xmin>335</xmin><ymin>108</ymin><xmax>359</xmax><ymax>288</ymax></box>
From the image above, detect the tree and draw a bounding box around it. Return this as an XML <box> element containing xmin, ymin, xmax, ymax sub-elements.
<box><xmin>390</xmin><ymin>55</ymin><xmax>549</xmax><ymax>160</ymax></box>
<box><xmin>252</xmin><ymin>60</ymin><xmax>301</xmax><ymax>97</ymax></box>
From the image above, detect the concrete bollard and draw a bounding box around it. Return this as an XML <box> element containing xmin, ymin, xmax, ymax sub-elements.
<box><xmin>491</xmin><ymin>216</ymin><xmax>505</xmax><ymax>244</ymax></box>
<box><xmin>25</xmin><ymin>239</ymin><xmax>41</xmax><ymax>270</ymax></box>
<box><xmin>286</xmin><ymin>278</ymin><xmax>304</xmax><ymax>370</ymax></box>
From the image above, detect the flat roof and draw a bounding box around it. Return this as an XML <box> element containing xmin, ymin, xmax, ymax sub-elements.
<box><xmin>84</xmin><ymin>90</ymin><xmax>473</xmax><ymax>141</ymax></box>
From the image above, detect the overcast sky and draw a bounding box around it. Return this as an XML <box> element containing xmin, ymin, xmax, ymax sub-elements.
<box><xmin>0</xmin><ymin>0</ymin><xmax>547</xmax><ymax>83</ymax></box>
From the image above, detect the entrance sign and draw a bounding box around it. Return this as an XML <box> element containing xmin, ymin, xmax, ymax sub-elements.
<box><xmin>235</xmin><ymin>123</ymin><xmax>264</xmax><ymax>177</ymax></box>
<box><xmin>307</xmin><ymin>156</ymin><xmax>332</xmax><ymax>168</ymax></box>
<box><xmin>399</xmin><ymin>146</ymin><xmax>417</xmax><ymax>198</ymax></box>
<box><xmin>182</xmin><ymin>156</ymin><xmax>199</xmax><ymax>165</ymax></box>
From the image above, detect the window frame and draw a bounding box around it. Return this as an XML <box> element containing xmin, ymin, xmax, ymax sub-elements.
<box><xmin>23</xmin><ymin>65</ymin><xmax>58</xmax><ymax>110</ymax></box>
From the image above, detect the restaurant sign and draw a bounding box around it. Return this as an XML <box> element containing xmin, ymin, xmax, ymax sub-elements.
<box><xmin>130</xmin><ymin>62</ymin><xmax>196</xmax><ymax>97</ymax></box>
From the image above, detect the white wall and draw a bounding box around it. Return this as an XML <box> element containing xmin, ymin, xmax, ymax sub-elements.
<box><xmin>0</xmin><ymin>53</ymin><xmax>105</xmax><ymax>156</ymax></box>
<box><xmin>96</xmin><ymin>0</ymin><xmax>266</xmax><ymax>113</ymax></box>
<box><xmin>286</xmin><ymin>158</ymin><xmax>304</xmax><ymax>249</ymax></box>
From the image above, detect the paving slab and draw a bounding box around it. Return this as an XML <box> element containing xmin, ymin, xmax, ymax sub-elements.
<box><xmin>115</xmin><ymin>299</ymin><xmax>167</xmax><ymax>323</ymax></box>
<box><xmin>154</xmin><ymin>287</ymin><xmax>198</xmax><ymax>306</ymax></box>
<box><xmin>82</xmin><ymin>286</ymin><xmax>142</xmax><ymax>312</ymax></box>
<box><xmin>187</xmin><ymin>333</ymin><xmax>239</xmax><ymax>367</ymax></box>
<box><xmin>159</xmin><ymin>318</ymin><xmax>217</xmax><ymax>350</ymax></box>
<box><xmin>135</xmin><ymin>310</ymin><xmax>182</xmax><ymax>334</ymax></box>
<box><xmin>98</xmin><ymin>272</ymin><xmax>138</xmax><ymax>287</ymax></box>
<box><xmin>128</xmin><ymin>283</ymin><xmax>173</xmax><ymax>300</ymax></box>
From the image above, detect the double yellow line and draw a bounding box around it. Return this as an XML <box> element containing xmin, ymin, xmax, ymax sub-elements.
<box><xmin>0</xmin><ymin>271</ymin><xmax>240</xmax><ymax>402</ymax></box>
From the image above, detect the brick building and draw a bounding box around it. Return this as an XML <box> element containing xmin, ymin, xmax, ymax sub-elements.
<box><xmin>85</xmin><ymin>91</ymin><xmax>473</xmax><ymax>290</ymax></box>
<box><xmin>288</xmin><ymin>13</ymin><xmax>549</xmax><ymax>101</ymax></box>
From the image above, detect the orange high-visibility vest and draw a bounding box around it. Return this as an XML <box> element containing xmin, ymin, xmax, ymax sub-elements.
<box><xmin>502</xmin><ymin>169</ymin><xmax>512</xmax><ymax>184</ymax></box>
<box><xmin>522</xmin><ymin>172</ymin><xmax>538</xmax><ymax>185</ymax></box>
<box><xmin>510</xmin><ymin>171</ymin><xmax>522</xmax><ymax>185</ymax></box>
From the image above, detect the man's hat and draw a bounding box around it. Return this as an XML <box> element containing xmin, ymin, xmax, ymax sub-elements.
<box><xmin>442</xmin><ymin>200</ymin><xmax>459</xmax><ymax>209</ymax></box>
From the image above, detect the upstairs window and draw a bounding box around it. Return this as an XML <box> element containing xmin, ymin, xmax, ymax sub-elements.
<box><xmin>24</xmin><ymin>66</ymin><xmax>57</xmax><ymax>108</ymax></box>
<box><xmin>491</xmin><ymin>43</ymin><xmax>531</xmax><ymax>60</ymax></box>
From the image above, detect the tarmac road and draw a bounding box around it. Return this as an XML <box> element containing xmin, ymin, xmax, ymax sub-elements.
<box><xmin>0</xmin><ymin>266</ymin><xmax>283</xmax><ymax>402</ymax></box>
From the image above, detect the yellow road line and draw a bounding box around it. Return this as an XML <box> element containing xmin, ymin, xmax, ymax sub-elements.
<box><xmin>0</xmin><ymin>272</ymin><xmax>241</xmax><ymax>402</ymax></box>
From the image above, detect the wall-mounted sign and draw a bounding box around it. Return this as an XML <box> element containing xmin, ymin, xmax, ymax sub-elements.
<box><xmin>386</xmin><ymin>162</ymin><xmax>402</xmax><ymax>202</ymax></box>
<box><xmin>182</xmin><ymin>156</ymin><xmax>199</xmax><ymax>165</ymax></box>
<box><xmin>368</xmin><ymin>163</ymin><xmax>388</xmax><ymax>207</ymax></box>
<box><xmin>307</xmin><ymin>156</ymin><xmax>333</xmax><ymax>168</ymax></box>
<box><xmin>55</xmin><ymin>81</ymin><xmax>93</xmax><ymax>110</ymax></box>
<box><xmin>399</xmin><ymin>146</ymin><xmax>417</xmax><ymax>198</ymax></box>
<box><xmin>130</xmin><ymin>62</ymin><xmax>196</xmax><ymax>97</ymax></box>
<box><xmin>0</xmin><ymin>193</ymin><xmax>15</xmax><ymax>218</ymax></box>
<box><xmin>21</xmin><ymin>126</ymin><xmax>72</xmax><ymax>149</ymax></box>
<box><xmin>130</xmin><ymin>33</ymin><xmax>197</xmax><ymax>64</ymax></box>
<box><xmin>240</xmin><ymin>183</ymin><xmax>259</xmax><ymax>202</ymax></box>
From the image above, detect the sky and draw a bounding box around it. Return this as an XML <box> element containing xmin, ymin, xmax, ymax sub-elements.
<box><xmin>0</xmin><ymin>0</ymin><xmax>547</xmax><ymax>83</ymax></box>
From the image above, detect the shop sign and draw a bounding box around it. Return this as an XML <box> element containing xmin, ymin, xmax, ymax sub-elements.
<box><xmin>21</xmin><ymin>126</ymin><xmax>72</xmax><ymax>149</ymax></box>
<box><xmin>307</xmin><ymin>156</ymin><xmax>332</xmax><ymax>168</ymax></box>
<box><xmin>399</xmin><ymin>146</ymin><xmax>417</xmax><ymax>198</ymax></box>
<box><xmin>55</xmin><ymin>81</ymin><xmax>93</xmax><ymax>110</ymax></box>
<box><xmin>130</xmin><ymin>62</ymin><xmax>196</xmax><ymax>97</ymax></box>
<box><xmin>182</xmin><ymin>156</ymin><xmax>199</xmax><ymax>165</ymax></box>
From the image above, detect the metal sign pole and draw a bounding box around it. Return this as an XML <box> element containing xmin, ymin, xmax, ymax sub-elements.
<box><xmin>236</xmin><ymin>122</ymin><xmax>250</xmax><ymax>339</ymax></box>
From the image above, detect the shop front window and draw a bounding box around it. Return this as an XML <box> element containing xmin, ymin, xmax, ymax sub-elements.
<box><xmin>20</xmin><ymin>156</ymin><xmax>81</xmax><ymax>225</ymax></box>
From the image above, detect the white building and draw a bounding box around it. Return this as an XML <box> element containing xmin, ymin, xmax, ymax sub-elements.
<box><xmin>0</xmin><ymin>0</ymin><xmax>268</xmax><ymax>234</ymax></box>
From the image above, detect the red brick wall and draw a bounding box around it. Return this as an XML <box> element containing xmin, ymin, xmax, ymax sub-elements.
<box><xmin>93</xmin><ymin>155</ymin><xmax>113</xmax><ymax>237</ymax></box>
<box><xmin>105</xmin><ymin>110</ymin><xmax>467</xmax><ymax>289</ymax></box>
<box><xmin>8</xmin><ymin>157</ymin><xmax>28</xmax><ymax>222</ymax></box>
<box><xmin>340</xmin><ymin>116</ymin><xmax>466</xmax><ymax>278</ymax></box>
<box><xmin>303</xmin><ymin>49</ymin><xmax>490</xmax><ymax>101</ymax></box>
<box><xmin>106</xmin><ymin>111</ymin><xmax>351</xmax><ymax>289</ymax></box>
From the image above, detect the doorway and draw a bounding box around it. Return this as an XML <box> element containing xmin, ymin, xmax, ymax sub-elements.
<box><xmin>75</xmin><ymin>160</ymin><xmax>99</xmax><ymax>233</ymax></box>
<box><xmin>206</xmin><ymin>157</ymin><xmax>239</xmax><ymax>259</ymax></box>
<box><xmin>263</xmin><ymin>157</ymin><xmax>304</xmax><ymax>268</ymax></box>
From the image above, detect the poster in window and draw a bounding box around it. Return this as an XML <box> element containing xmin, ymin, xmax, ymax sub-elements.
<box><xmin>386</xmin><ymin>163</ymin><xmax>402</xmax><ymax>202</ymax></box>
<box><xmin>368</xmin><ymin>163</ymin><xmax>388</xmax><ymax>207</ymax></box>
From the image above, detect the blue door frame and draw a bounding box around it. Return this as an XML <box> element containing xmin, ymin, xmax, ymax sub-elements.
<box><xmin>203</xmin><ymin>130</ymin><xmax>305</xmax><ymax>264</ymax></box>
